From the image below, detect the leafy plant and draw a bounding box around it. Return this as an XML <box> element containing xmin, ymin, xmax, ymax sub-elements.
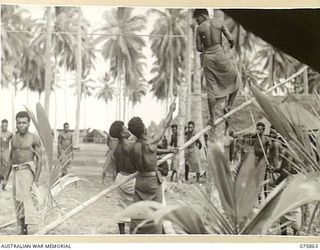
<box><xmin>26</xmin><ymin>103</ymin><xmax>84</xmax><ymax>234</ymax></box>
<box><xmin>118</xmin><ymin>85</ymin><xmax>320</xmax><ymax>235</ymax></box>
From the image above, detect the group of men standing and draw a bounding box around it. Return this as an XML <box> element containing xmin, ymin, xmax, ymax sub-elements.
<box><xmin>168</xmin><ymin>122</ymin><xmax>203</xmax><ymax>183</ymax></box>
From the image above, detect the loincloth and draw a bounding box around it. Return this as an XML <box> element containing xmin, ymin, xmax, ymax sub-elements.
<box><xmin>12</xmin><ymin>161</ymin><xmax>38</xmax><ymax>225</ymax></box>
<box><xmin>185</xmin><ymin>147</ymin><xmax>201</xmax><ymax>172</ymax></box>
<box><xmin>203</xmin><ymin>44</ymin><xmax>239</xmax><ymax>99</ymax></box>
<box><xmin>115</xmin><ymin>172</ymin><xmax>136</xmax><ymax>223</ymax></box>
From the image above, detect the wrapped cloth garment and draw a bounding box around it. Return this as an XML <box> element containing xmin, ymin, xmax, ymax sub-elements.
<box><xmin>0</xmin><ymin>149</ymin><xmax>11</xmax><ymax>181</ymax></box>
<box><xmin>203</xmin><ymin>44</ymin><xmax>239</xmax><ymax>99</ymax></box>
<box><xmin>12</xmin><ymin>161</ymin><xmax>38</xmax><ymax>225</ymax></box>
<box><xmin>115</xmin><ymin>172</ymin><xmax>135</xmax><ymax>223</ymax></box>
<box><xmin>185</xmin><ymin>146</ymin><xmax>201</xmax><ymax>173</ymax></box>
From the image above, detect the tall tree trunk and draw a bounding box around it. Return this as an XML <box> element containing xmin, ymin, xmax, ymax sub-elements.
<box><xmin>177</xmin><ymin>11</ymin><xmax>192</xmax><ymax>182</ymax></box>
<box><xmin>44</xmin><ymin>7</ymin><xmax>52</xmax><ymax>116</ymax></box>
<box><xmin>74</xmin><ymin>8</ymin><xmax>82</xmax><ymax>148</ymax></box>
<box><xmin>123</xmin><ymin>94</ymin><xmax>126</xmax><ymax>123</ymax></box>
<box><xmin>169</xmin><ymin>25</ymin><xmax>174</xmax><ymax>104</ymax></box>
<box><xmin>268</xmin><ymin>48</ymin><xmax>274</xmax><ymax>93</ymax></box>
<box><xmin>10</xmin><ymin>64</ymin><xmax>15</xmax><ymax>133</ymax></box>
<box><xmin>83</xmin><ymin>95</ymin><xmax>86</xmax><ymax>130</ymax></box>
<box><xmin>64</xmin><ymin>56</ymin><xmax>68</xmax><ymax>122</ymax></box>
<box><xmin>26</xmin><ymin>61</ymin><xmax>30</xmax><ymax>107</ymax></box>
<box><xmin>53</xmin><ymin>56</ymin><xmax>58</xmax><ymax>140</ymax></box>
<box><xmin>304</xmin><ymin>66</ymin><xmax>309</xmax><ymax>94</ymax></box>
<box><xmin>193</xmin><ymin>26</ymin><xmax>203</xmax><ymax>134</ymax></box>
<box><xmin>186</xmin><ymin>73</ymin><xmax>192</xmax><ymax>122</ymax></box>
<box><xmin>117</xmin><ymin>59</ymin><xmax>122</xmax><ymax>120</ymax></box>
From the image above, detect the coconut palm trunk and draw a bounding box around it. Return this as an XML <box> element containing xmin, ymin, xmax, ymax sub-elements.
<box><xmin>117</xmin><ymin>60</ymin><xmax>122</xmax><ymax>120</ymax></box>
<box><xmin>193</xmin><ymin>26</ymin><xmax>203</xmax><ymax>133</ymax></box>
<box><xmin>74</xmin><ymin>8</ymin><xmax>82</xmax><ymax>148</ymax></box>
<box><xmin>44</xmin><ymin>7</ymin><xmax>52</xmax><ymax>116</ymax></box>
<box><xmin>186</xmin><ymin>75</ymin><xmax>192</xmax><ymax>122</ymax></box>
<box><xmin>10</xmin><ymin>71</ymin><xmax>16</xmax><ymax>133</ymax></box>
<box><xmin>169</xmin><ymin>25</ymin><xmax>174</xmax><ymax>106</ymax></box>
<box><xmin>177</xmin><ymin>10</ymin><xmax>192</xmax><ymax>182</ymax></box>
<box><xmin>64</xmin><ymin>56</ymin><xmax>68</xmax><ymax>122</ymax></box>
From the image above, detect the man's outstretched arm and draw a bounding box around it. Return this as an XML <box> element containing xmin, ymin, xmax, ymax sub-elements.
<box><xmin>153</xmin><ymin>102</ymin><xmax>176</xmax><ymax>145</ymax></box>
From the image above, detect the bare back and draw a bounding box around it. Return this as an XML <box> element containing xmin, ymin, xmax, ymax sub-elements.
<box><xmin>197</xmin><ymin>19</ymin><xmax>223</xmax><ymax>51</ymax></box>
<box><xmin>11</xmin><ymin>132</ymin><xmax>39</xmax><ymax>164</ymax></box>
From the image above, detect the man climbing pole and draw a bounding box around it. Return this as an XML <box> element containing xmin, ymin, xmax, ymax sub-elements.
<box><xmin>193</xmin><ymin>9</ymin><xmax>239</xmax><ymax>126</ymax></box>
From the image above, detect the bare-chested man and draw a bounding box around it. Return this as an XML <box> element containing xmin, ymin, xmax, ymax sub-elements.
<box><xmin>268</xmin><ymin>126</ymin><xmax>282</xmax><ymax>170</ymax></box>
<box><xmin>193</xmin><ymin>9</ymin><xmax>238</xmax><ymax>125</ymax></box>
<box><xmin>0</xmin><ymin>119</ymin><xmax>13</xmax><ymax>190</ymax></box>
<box><xmin>109</xmin><ymin>120</ymin><xmax>136</xmax><ymax>234</ymax></box>
<box><xmin>253</xmin><ymin>121</ymin><xmax>271</xmax><ymax>200</ymax></box>
<box><xmin>10</xmin><ymin>111</ymin><xmax>41</xmax><ymax>235</ymax></box>
<box><xmin>128</xmin><ymin>102</ymin><xmax>177</xmax><ymax>234</ymax></box>
<box><xmin>58</xmin><ymin>122</ymin><xmax>73</xmax><ymax>176</ymax></box>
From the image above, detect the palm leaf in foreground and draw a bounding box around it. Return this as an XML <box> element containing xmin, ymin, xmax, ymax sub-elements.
<box><xmin>25</xmin><ymin>103</ymin><xmax>85</xmax><ymax>233</ymax></box>
<box><xmin>118</xmin><ymin>201</ymin><xmax>208</xmax><ymax>234</ymax></box>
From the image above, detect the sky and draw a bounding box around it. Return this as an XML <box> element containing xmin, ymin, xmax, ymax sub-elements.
<box><xmin>0</xmin><ymin>5</ymin><xmax>178</xmax><ymax>132</ymax></box>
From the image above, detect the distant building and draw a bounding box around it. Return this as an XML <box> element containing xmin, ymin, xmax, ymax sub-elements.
<box><xmin>55</xmin><ymin>128</ymin><xmax>89</xmax><ymax>143</ymax></box>
<box><xmin>83</xmin><ymin>129</ymin><xmax>109</xmax><ymax>144</ymax></box>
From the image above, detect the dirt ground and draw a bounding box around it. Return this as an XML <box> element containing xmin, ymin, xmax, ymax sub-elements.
<box><xmin>0</xmin><ymin>143</ymin><xmax>207</xmax><ymax>235</ymax></box>
<box><xmin>2</xmin><ymin>143</ymin><xmax>319</xmax><ymax>236</ymax></box>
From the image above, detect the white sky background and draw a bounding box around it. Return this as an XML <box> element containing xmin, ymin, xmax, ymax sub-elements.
<box><xmin>0</xmin><ymin>5</ymin><xmax>175</xmax><ymax>132</ymax></box>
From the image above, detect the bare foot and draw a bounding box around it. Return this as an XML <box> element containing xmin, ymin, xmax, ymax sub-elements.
<box><xmin>207</xmin><ymin>118</ymin><xmax>215</xmax><ymax>126</ymax></box>
<box><xmin>223</xmin><ymin>107</ymin><xmax>231</xmax><ymax>115</ymax></box>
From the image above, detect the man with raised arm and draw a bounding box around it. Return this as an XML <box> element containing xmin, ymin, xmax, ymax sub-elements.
<box><xmin>10</xmin><ymin>111</ymin><xmax>42</xmax><ymax>235</ymax></box>
<box><xmin>128</xmin><ymin>102</ymin><xmax>177</xmax><ymax>234</ymax></box>
<box><xmin>109</xmin><ymin>120</ymin><xmax>136</xmax><ymax>234</ymax></box>
<box><xmin>193</xmin><ymin>9</ymin><xmax>238</xmax><ymax>125</ymax></box>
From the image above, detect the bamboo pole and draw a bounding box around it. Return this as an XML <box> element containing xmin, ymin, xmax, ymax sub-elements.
<box><xmin>37</xmin><ymin>65</ymin><xmax>307</xmax><ymax>234</ymax></box>
<box><xmin>0</xmin><ymin>219</ymin><xmax>16</xmax><ymax>230</ymax></box>
<box><xmin>39</xmin><ymin>172</ymin><xmax>138</xmax><ymax>234</ymax></box>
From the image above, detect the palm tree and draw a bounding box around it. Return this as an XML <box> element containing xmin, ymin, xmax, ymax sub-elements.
<box><xmin>94</xmin><ymin>7</ymin><xmax>146</xmax><ymax>121</ymax></box>
<box><xmin>96</xmin><ymin>74</ymin><xmax>116</xmax><ymax>116</ymax></box>
<box><xmin>70</xmin><ymin>78</ymin><xmax>96</xmax><ymax>129</ymax></box>
<box><xmin>44</xmin><ymin>7</ymin><xmax>53</xmax><ymax>116</ymax></box>
<box><xmin>225</xmin><ymin>14</ymin><xmax>255</xmax><ymax>80</ymax></box>
<box><xmin>257</xmin><ymin>44</ymin><xmax>300</xmax><ymax>93</ymax></box>
<box><xmin>148</xmin><ymin>8</ymin><xmax>187</xmax><ymax>104</ymax></box>
<box><xmin>308</xmin><ymin>68</ymin><xmax>320</xmax><ymax>93</ymax></box>
<box><xmin>1</xmin><ymin>5</ymin><xmax>31</xmax><ymax>131</ymax></box>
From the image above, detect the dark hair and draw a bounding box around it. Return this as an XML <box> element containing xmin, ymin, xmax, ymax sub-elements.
<box><xmin>171</xmin><ymin>124</ymin><xmax>177</xmax><ymax>129</ymax></box>
<box><xmin>16</xmin><ymin>111</ymin><xmax>30</xmax><ymax>122</ymax></box>
<box><xmin>256</xmin><ymin>122</ymin><xmax>265</xmax><ymax>128</ymax></box>
<box><xmin>128</xmin><ymin>117</ymin><xmax>145</xmax><ymax>138</ymax></box>
<box><xmin>1</xmin><ymin>119</ymin><xmax>8</xmax><ymax>124</ymax></box>
<box><xmin>109</xmin><ymin>121</ymin><xmax>124</xmax><ymax>139</ymax></box>
<box><xmin>188</xmin><ymin>121</ymin><xmax>195</xmax><ymax>126</ymax></box>
<box><xmin>63</xmin><ymin>122</ymin><xmax>69</xmax><ymax>127</ymax></box>
<box><xmin>193</xmin><ymin>9</ymin><xmax>209</xmax><ymax>18</ymax></box>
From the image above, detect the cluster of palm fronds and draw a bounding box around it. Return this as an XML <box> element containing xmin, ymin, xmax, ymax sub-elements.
<box><xmin>26</xmin><ymin>103</ymin><xmax>83</xmax><ymax>234</ymax></box>
<box><xmin>119</xmin><ymin>86</ymin><xmax>320</xmax><ymax>235</ymax></box>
